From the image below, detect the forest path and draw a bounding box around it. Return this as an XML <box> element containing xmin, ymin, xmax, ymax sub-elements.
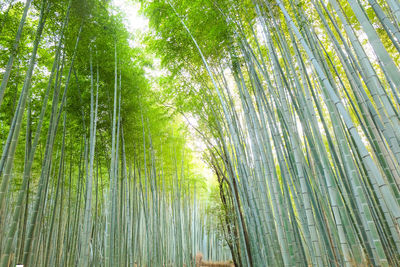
<box><xmin>195</xmin><ymin>253</ymin><xmax>234</xmax><ymax>267</ymax></box>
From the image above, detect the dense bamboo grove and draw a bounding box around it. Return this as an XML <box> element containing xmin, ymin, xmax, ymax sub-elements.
<box><xmin>141</xmin><ymin>0</ymin><xmax>400</xmax><ymax>266</ymax></box>
<box><xmin>1</xmin><ymin>0</ymin><xmax>400</xmax><ymax>266</ymax></box>
<box><xmin>0</xmin><ymin>0</ymin><xmax>230</xmax><ymax>266</ymax></box>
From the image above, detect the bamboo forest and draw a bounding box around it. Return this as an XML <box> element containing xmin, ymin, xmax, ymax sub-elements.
<box><xmin>1</xmin><ymin>0</ymin><xmax>400</xmax><ymax>266</ymax></box>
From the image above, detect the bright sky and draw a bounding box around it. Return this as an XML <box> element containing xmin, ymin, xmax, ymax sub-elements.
<box><xmin>112</xmin><ymin>0</ymin><xmax>149</xmax><ymax>44</ymax></box>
